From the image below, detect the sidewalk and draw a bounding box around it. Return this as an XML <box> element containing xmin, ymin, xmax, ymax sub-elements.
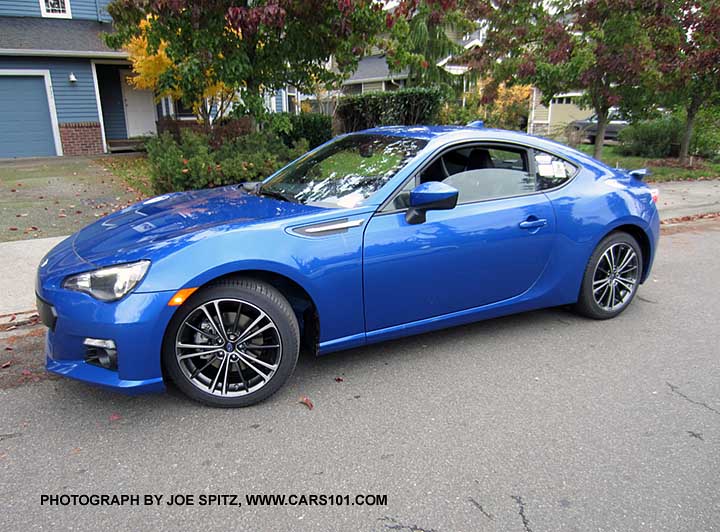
<box><xmin>0</xmin><ymin>236</ymin><xmax>66</xmax><ymax>317</ymax></box>
<box><xmin>0</xmin><ymin>180</ymin><xmax>718</xmax><ymax>317</ymax></box>
<box><xmin>654</xmin><ymin>180</ymin><xmax>720</xmax><ymax>219</ymax></box>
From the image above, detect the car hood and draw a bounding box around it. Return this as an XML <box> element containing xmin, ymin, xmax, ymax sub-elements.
<box><xmin>71</xmin><ymin>186</ymin><xmax>323</xmax><ymax>264</ymax></box>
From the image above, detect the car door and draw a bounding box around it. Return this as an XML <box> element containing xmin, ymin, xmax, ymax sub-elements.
<box><xmin>362</xmin><ymin>142</ymin><xmax>557</xmax><ymax>332</ymax></box>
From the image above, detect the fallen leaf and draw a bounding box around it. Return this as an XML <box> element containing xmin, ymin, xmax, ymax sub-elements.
<box><xmin>334</xmin><ymin>377</ymin><xmax>344</xmax><ymax>382</ymax></box>
<box><xmin>4</xmin><ymin>346</ymin><xmax>13</xmax><ymax>351</ymax></box>
<box><xmin>8</xmin><ymin>227</ymin><xmax>18</xmax><ymax>231</ymax></box>
<box><xmin>9</xmin><ymin>314</ymin><xmax>16</xmax><ymax>322</ymax></box>
<box><xmin>21</xmin><ymin>369</ymin><xmax>31</xmax><ymax>376</ymax></box>
<box><xmin>109</xmin><ymin>413</ymin><xmax>122</xmax><ymax>422</ymax></box>
<box><xmin>1</xmin><ymin>361</ymin><xmax>11</xmax><ymax>369</ymax></box>
<box><xmin>298</xmin><ymin>396</ymin><xmax>314</xmax><ymax>410</ymax></box>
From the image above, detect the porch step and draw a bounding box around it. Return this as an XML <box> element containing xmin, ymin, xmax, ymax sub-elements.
<box><xmin>107</xmin><ymin>139</ymin><xmax>146</xmax><ymax>153</ymax></box>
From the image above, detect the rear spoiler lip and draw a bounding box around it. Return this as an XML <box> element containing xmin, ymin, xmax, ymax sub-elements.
<box><xmin>625</xmin><ymin>168</ymin><xmax>651</xmax><ymax>181</ymax></box>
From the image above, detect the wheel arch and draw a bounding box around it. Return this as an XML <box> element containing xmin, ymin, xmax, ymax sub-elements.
<box><xmin>169</xmin><ymin>266</ymin><xmax>321</xmax><ymax>356</ymax></box>
<box><xmin>598</xmin><ymin>222</ymin><xmax>653</xmax><ymax>283</ymax></box>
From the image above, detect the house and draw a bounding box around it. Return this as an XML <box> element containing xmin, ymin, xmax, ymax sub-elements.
<box><xmin>527</xmin><ymin>88</ymin><xmax>593</xmax><ymax>137</ymax></box>
<box><xmin>0</xmin><ymin>0</ymin><xmax>295</xmax><ymax>158</ymax></box>
<box><xmin>340</xmin><ymin>29</ymin><xmax>483</xmax><ymax>96</ymax></box>
<box><xmin>0</xmin><ymin>0</ymin><xmax>148</xmax><ymax>157</ymax></box>
<box><xmin>341</xmin><ymin>54</ymin><xmax>408</xmax><ymax>95</ymax></box>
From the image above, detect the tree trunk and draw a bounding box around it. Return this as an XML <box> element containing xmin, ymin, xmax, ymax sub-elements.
<box><xmin>679</xmin><ymin>97</ymin><xmax>701</xmax><ymax>166</ymax></box>
<box><xmin>593</xmin><ymin>108</ymin><xmax>608</xmax><ymax>160</ymax></box>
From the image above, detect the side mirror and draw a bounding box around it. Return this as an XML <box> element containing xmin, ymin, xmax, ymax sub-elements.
<box><xmin>406</xmin><ymin>181</ymin><xmax>459</xmax><ymax>224</ymax></box>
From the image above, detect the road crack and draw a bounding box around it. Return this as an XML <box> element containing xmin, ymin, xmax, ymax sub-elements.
<box><xmin>511</xmin><ymin>495</ymin><xmax>534</xmax><ymax>532</ymax></box>
<box><xmin>667</xmin><ymin>382</ymin><xmax>720</xmax><ymax>416</ymax></box>
<box><xmin>467</xmin><ymin>497</ymin><xmax>493</xmax><ymax>520</ymax></box>
<box><xmin>379</xmin><ymin>516</ymin><xmax>438</xmax><ymax>532</ymax></box>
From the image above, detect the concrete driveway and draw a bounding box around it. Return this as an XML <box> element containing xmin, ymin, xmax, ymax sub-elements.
<box><xmin>1</xmin><ymin>220</ymin><xmax>718</xmax><ymax>531</ymax></box>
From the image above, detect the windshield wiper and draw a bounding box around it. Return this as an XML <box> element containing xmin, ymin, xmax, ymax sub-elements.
<box><xmin>241</xmin><ymin>182</ymin><xmax>296</xmax><ymax>203</ymax></box>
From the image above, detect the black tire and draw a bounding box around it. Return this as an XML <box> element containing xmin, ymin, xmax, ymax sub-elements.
<box><xmin>162</xmin><ymin>278</ymin><xmax>300</xmax><ymax>407</ymax></box>
<box><xmin>573</xmin><ymin>232</ymin><xmax>643</xmax><ymax>320</ymax></box>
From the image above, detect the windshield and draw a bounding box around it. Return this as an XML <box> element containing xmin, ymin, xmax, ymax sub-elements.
<box><xmin>262</xmin><ymin>134</ymin><xmax>427</xmax><ymax>208</ymax></box>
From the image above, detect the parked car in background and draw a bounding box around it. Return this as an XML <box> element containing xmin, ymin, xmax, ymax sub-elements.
<box><xmin>36</xmin><ymin>125</ymin><xmax>660</xmax><ymax>407</ymax></box>
<box><xmin>569</xmin><ymin>108</ymin><xmax>630</xmax><ymax>144</ymax></box>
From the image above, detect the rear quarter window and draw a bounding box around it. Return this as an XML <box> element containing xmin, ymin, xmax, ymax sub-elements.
<box><xmin>535</xmin><ymin>152</ymin><xmax>577</xmax><ymax>190</ymax></box>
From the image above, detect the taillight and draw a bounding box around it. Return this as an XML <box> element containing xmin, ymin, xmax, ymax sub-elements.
<box><xmin>649</xmin><ymin>188</ymin><xmax>659</xmax><ymax>203</ymax></box>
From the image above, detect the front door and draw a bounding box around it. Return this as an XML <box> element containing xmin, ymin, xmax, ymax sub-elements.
<box><xmin>119</xmin><ymin>69</ymin><xmax>157</xmax><ymax>137</ymax></box>
<box><xmin>363</xmin><ymin>143</ymin><xmax>557</xmax><ymax>332</ymax></box>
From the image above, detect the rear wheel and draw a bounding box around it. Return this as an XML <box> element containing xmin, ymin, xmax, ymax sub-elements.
<box><xmin>574</xmin><ymin>232</ymin><xmax>643</xmax><ymax>319</ymax></box>
<box><xmin>162</xmin><ymin>279</ymin><xmax>300</xmax><ymax>407</ymax></box>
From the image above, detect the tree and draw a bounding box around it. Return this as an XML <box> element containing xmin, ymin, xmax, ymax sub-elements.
<box><xmin>123</xmin><ymin>18</ymin><xmax>237</xmax><ymax>128</ymax></box>
<box><xmin>464</xmin><ymin>0</ymin><xmax>656</xmax><ymax>159</ymax></box>
<box><xmin>106</xmin><ymin>0</ymin><xmax>389</xmax><ymax>128</ymax></box>
<box><xmin>646</xmin><ymin>0</ymin><xmax>720</xmax><ymax>164</ymax></box>
<box><xmin>384</xmin><ymin>1</ymin><xmax>475</xmax><ymax>92</ymax></box>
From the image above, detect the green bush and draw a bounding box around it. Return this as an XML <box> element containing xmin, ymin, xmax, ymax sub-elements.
<box><xmin>692</xmin><ymin>106</ymin><xmax>720</xmax><ymax>161</ymax></box>
<box><xmin>146</xmin><ymin>130</ymin><xmax>307</xmax><ymax>194</ymax></box>
<box><xmin>336</xmin><ymin>87</ymin><xmax>444</xmax><ymax>132</ymax></box>
<box><xmin>273</xmin><ymin>112</ymin><xmax>332</xmax><ymax>149</ymax></box>
<box><xmin>618</xmin><ymin>116</ymin><xmax>684</xmax><ymax>158</ymax></box>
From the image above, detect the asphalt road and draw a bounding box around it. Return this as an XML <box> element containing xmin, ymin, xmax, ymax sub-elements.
<box><xmin>1</xmin><ymin>221</ymin><xmax>719</xmax><ymax>532</ymax></box>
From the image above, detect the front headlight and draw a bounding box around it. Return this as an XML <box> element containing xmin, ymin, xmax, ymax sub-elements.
<box><xmin>63</xmin><ymin>260</ymin><xmax>150</xmax><ymax>301</ymax></box>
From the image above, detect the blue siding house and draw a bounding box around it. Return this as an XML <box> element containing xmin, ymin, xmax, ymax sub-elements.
<box><xmin>0</xmin><ymin>0</ymin><xmax>301</xmax><ymax>158</ymax></box>
<box><xmin>0</xmin><ymin>0</ymin><xmax>162</xmax><ymax>157</ymax></box>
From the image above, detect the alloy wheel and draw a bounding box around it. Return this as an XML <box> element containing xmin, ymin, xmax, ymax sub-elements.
<box><xmin>592</xmin><ymin>243</ymin><xmax>639</xmax><ymax>311</ymax></box>
<box><xmin>175</xmin><ymin>298</ymin><xmax>282</xmax><ymax>397</ymax></box>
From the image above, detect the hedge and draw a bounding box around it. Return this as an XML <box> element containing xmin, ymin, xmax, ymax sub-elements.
<box><xmin>336</xmin><ymin>87</ymin><xmax>444</xmax><ymax>132</ymax></box>
<box><xmin>275</xmin><ymin>112</ymin><xmax>332</xmax><ymax>149</ymax></box>
<box><xmin>617</xmin><ymin>116</ymin><xmax>683</xmax><ymax>158</ymax></box>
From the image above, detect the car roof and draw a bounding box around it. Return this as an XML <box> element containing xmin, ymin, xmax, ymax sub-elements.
<box><xmin>353</xmin><ymin>125</ymin><xmax>612</xmax><ymax>174</ymax></box>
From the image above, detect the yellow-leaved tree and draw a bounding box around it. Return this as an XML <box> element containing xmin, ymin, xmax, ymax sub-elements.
<box><xmin>124</xmin><ymin>18</ymin><xmax>237</xmax><ymax>130</ymax></box>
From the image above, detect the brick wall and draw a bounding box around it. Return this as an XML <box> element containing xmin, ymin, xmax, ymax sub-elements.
<box><xmin>59</xmin><ymin>122</ymin><xmax>104</xmax><ymax>156</ymax></box>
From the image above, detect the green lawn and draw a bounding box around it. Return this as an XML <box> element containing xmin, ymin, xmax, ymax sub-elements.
<box><xmin>577</xmin><ymin>144</ymin><xmax>720</xmax><ymax>182</ymax></box>
<box><xmin>100</xmin><ymin>154</ymin><xmax>154</xmax><ymax>197</ymax></box>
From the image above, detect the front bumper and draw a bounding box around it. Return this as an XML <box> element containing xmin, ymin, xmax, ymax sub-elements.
<box><xmin>40</xmin><ymin>288</ymin><xmax>177</xmax><ymax>395</ymax></box>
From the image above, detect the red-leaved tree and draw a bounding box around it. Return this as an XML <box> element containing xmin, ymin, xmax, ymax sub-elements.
<box><xmin>647</xmin><ymin>0</ymin><xmax>720</xmax><ymax>164</ymax></box>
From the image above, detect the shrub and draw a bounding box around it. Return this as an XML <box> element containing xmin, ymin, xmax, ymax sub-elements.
<box><xmin>273</xmin><ymin>112</ymin><xmax>332</xmax><ymax>149</ymax></box>
<box><xmin>691</xmin><ymin>106</ymin><xmax>720</xmax><ymax>160</ymax></box>
<box><xmin>145</xmin><ymin>132</ymin><xmax>184</xmax><ymax>193</ymax></box>
<box><xmin>155</xmin><ymin>117</ymin><xmax>253</xmax><ymax>150</ymax></box>
<box><xmin>336</xmin><ymin>87</ymin><xmax>444</xmax><ymax>132</ymax></box>
<box><xmin>146</xmin><ymin>130</ymin><xmax>306</xmax><ymax>194</ymax></box>
<box><xmin>618</xmin><ymin>116</ymin><xmax>684</xmax><ymax>158</ymax></box>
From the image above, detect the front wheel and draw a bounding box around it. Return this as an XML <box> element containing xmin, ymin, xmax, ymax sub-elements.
<box><xmin>574</xmin><ymin>232</ymin><xmax>643</xmax><ymax>319</ymax></box>
<box><xmin>162</xmin><ymin>279</ymin><xmax>300</xmax><ymax>407</ymax></box>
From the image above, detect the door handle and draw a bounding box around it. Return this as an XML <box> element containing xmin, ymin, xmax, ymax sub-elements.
<box><xmin>519</xmin><ymin>218</ymin><xmax>547</xmax><ymax>230</ymax></box>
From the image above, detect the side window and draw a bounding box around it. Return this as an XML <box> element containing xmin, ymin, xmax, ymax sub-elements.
<box><xmin>419</xmin><ymin>145</ymin><xmax>535</xmax><ymax>204</ymax></box>
<box><xmin>534</xmin><ymin>151</ymin><xmax>577</xmax><ymax>191</ymax></box>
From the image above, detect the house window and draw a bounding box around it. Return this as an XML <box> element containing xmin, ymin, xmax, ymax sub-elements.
<box><xmin>342</xmin><ymin>84</ymin><xmax>362</xmax><ymax>96</ymax></box>
<box><xmin>173</xmin><ymin>99</ymin><xmax>196</xmax><ymax>119</ymax></box>
<box><xmin>40</xmin><ymin>0</ymin><xmax>72</xmax><ymax>18</ymax></box>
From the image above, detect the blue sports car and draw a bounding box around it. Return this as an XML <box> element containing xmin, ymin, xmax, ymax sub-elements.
<box><xmin>36</xmin><ymin>125</ymin><xmax>660</xmax><ymax>407</ymax></box>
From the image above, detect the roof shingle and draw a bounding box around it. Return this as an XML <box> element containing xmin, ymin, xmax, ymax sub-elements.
<box><xmin>0</xmin><ymin>16</ymin><xmax>124</xmax><ymax>56</ymax></box>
